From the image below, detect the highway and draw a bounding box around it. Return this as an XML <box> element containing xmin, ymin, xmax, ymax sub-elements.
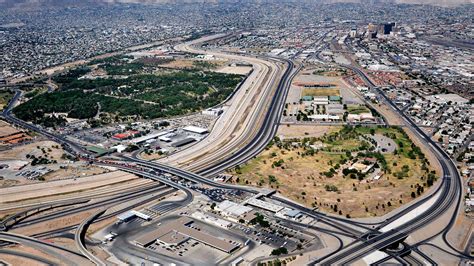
<box><xmin>0</xmin><ymin>34</ymin><xmax>377</xmax><ymax>265</ymax></box>
<box><xmin>314</xmin><ymin>52</ymin><xmax>468</xmax><ymax>264</ymax></box>
<box><xmin>9</xmin><ymin>185</ymin><xmax>173</xmax><ymax>229</ymax></box>
<box><xmin>75</xmin><ymin>209</ymin><xmax>107</xmax><ymax>266</ymax></box>
<box><xmin>1</xmin><ymin>33</ymin><xmax>469</xmax><ymax>265</ymax></box>
<box><xmin>0</xmin><ymin>231</ymin><xmax>90</xmax><ymax>265</ymax></box>
<box><xmin>161</xmin><ymin>34</ymin><xmax>287</xmax><ymax>174</ymax></box>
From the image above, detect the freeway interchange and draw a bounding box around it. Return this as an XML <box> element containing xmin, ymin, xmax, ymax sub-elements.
<box><xmin>0</xmin><ymin>33</ymin><xmax>471</xmax><ymax>265</ymax></box>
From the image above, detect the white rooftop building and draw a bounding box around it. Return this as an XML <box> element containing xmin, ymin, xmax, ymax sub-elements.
<box><xmin>244</xmin><ymin>198</ymin><xmax>284</xmax><ymax>213</ymax></box>
<box><xmin>183</xmin><ymin>126</ymin><xmax>208</xmax><ymax>135</ymax></box>
<box><xmin>217</xmin><ymin>200</ymin><xmax>253</xmax><ymax>217</ymax></box>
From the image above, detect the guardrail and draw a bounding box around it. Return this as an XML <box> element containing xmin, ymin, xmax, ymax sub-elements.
<box><xmin>0</xmin><ymin>199</ymin><xmax>89</xmax><ymax>231</ymax></box>
<box><xmin>75</xmin><ymin>209</ymin><xmax>107</xmax><ymax>266</ymax></box>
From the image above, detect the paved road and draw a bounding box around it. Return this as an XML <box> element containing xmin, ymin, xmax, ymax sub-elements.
<box><xmin>315</xmin><ymin>52</ymin><xmax>467</xmax><ymax>264</ymax></box>
<box><xmin>6</xmin><ymin>33</ymin><xmax>466</xmax><ymax>265</ymax></box>
<box><xmin>0</xmin><ymin>232</ymin><xmax>90</xmax><ymax>266</ymax></box>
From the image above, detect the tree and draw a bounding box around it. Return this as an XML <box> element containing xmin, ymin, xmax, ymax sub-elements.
<box><xmin>268</xmin><ymin>175</ymin><xmax>278</xmax><ymax>183</ymax></box>
<box><xmin>271</xmin><ymin>247</ymin><xmax>288</xmax><ymax>256</ymax></box>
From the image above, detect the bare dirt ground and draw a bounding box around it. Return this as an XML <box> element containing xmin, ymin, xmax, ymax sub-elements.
<box><xmin>286</xmin><ymin>85</ymin><xmax>302</xmax><ymax>104</ymax></box>
<box><xmin>13</xmin><ymin>209</ymin><xmax>96</xmax><ymax>236</ymax></box>
<box><xmin>140</xmin><ymin>151</ymin><xmax>163</xmax><ymax>161</ymax></box>
<box><xmin>0</xmin><ymin>120</ymin><xmax>20</xmax><ymax>137</ymax></box>
<box><xmin>447</xmin><ymin>213</ymin><xmax>474</xmax><ymax>250</ymax></box>
<box><xmin>159</xmin><ymin>58</ymin><xmax>228</xmax><ymax>70</ymax></box>
<box><xmin>0</xmin><ymin>140</ymin><xmax>64</xmax><ymax>161</ymax></box>
<box><xmin>0</xmin><ymin>171</ymin><xmax>138</xmax><ymax>204</ymax></box>
<box><xmin>1</xmin><ymin>245</ymin><xmax>62</xmax><ymax>265</ymax></box>
<box><xmin>159</xmin><ymin>59</ymin><xmax>196</xmax><ymax>69</ymax></box>
<box><xmin>231</xmin><ymin>127</ymin><xmax>435</xmax><ymax>218</ymax></box>
<box><xmin>277</xmin><ymin>125</ymin><xmax>340</xmax><ymax>139</ymax></box>
<box><xmin>41</xmin><ymin>165</ymin><xmax>107</xmax><ymax>181</ymax></box>
<box><xmin>216</xmin><ymin>66</ymin><xmax>252</xmax><ymax>75</ymax></box>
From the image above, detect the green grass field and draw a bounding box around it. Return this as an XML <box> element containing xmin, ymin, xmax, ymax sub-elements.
<box><xmin>302</xmin><ymin>88</ymin><xmax>340</xmax><ymax>97</ymax></box>
<box><xmin>347</xmin><ymin>104</ymin><xmax>370</xmax><ymax>114</ymax></box>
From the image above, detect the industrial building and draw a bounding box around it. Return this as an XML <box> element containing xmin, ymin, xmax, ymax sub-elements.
<box><xmin>112</xmin><ymin>130</ymin><xmax>140</xmax><ymax>140</ymax></box>
<box><xmin>134</xmin><ymin>217</ymin><xmax>239</xmax><ymax>253</ymax></box>
<box><xmin>129</xmin><ymin>131</ymin><xmax>169</xmax><ymax>145</ymax></box>
<box><xmin>202</xmin><ymin>108</ymin><xmax>224</xmax><ymax>116</ymax></box>
<box><xmin>171</xmin><ymin>137</ymin><xmax>196</xmax><ymax>147</ymax></box>
<box><xmin>192</xmin><ymin>211</ymin><xmax>232</xmax><ymax>228</ymax></box>
<box><xmin>216</xmin><ymin>200</ymin><xmax>253</xmax><ymax>218</ymax></box>
<box><xmin>183</xmin><ymin>126</ymin><xmax>208</xmax><ymax>135</ymax></box>
<box><xmin>85</xmin><ymin>146</ymin><xmax>110</xmax><ymax>157</ymax></box>
<box><xmin>308</xmin><ymin>114</ymin><xmax>341</xmax><ymax>121</ymax></box>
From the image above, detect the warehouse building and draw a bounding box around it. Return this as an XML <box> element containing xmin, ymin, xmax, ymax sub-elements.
<box><xmin>135</xmin><ymin>217</ymin><xmax>239</xmax><ymax>253</ymax></box>
<box><xmin>216</xmin><ymin>200</ymin><xmax>253</xmax><ymax>218</ymax></box>
<box><xmin>130</xmin><ymin>131</ymin><xmax>169</xmax><ymax>145</ymax></box>
<box><xmin>171</xmin><ymin>137</ymin><xmax>196</xmax><ymax>147</ymax></box>
<box><xmin>183</xmin><ymin>126</ymin><xmax>208</xmax><ymax>135</ymax></box>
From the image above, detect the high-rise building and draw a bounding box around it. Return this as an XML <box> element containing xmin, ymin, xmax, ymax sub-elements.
<box><xmin>383</xmin><ymin>22</ymin><xmax>396</xmax><ymax>35</ymax></box>
<box><xmin>368</xmin><ymin>23</ymin><xmax>378</xmax><ymax>39</ymax></box>
<box><xmin>349</xmin><ymin>27</ymin><xmax>357</xmax><ymax>38</ymax></box>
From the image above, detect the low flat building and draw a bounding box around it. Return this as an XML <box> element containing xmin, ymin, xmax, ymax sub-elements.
<box><xmin>134</xmin><ymin>217</ymin><xmax>239</xmax><ymax>253</ymax></box>
<box><xmin>192</xmin><ymin>212</ymin><xmax>232</xmax><ymax>228</ymax></box>
<box><xmin>427</xmin><ymin>93</ymin><xmax>469</xmax><ymax>105</ymax></box>
<box><xmin>171</xmin><ymin>137</ymin><xmax>196</xmax><ymax>147</ymax></box>
<box><xmin>156</xmin><ymin>231</ymin><xmax>189</xmax><ymax>247</ymax></box>
<box><xmin>244</xmin><ymin>198</ymin><xmax>284</xmax><ymax>213</ymax></box>
<box><xmin>130</xmin><ymin>131</ymin><xmax>169</xmax><ymax>145</ymax></box>
<box><xmin>275</xmin><ymin>208</ymin><xmax>302</xmax><ymax>220</ymax></box>
<box><xmin>308</xmin><ymin>114</ymin><xmax>341</xmax><ymax>121</ymax></box>
<box><xmin>86</xmin><ymin>146</ymin><xmax>110</xmax><ymax>157</ymax></box>
<box><xmin>301</xmin><ymin>95</ymin><xmax>313</xmax><ymax>102</ymax></box>
<box><xmin>329</xmin><ymin>95</ymin><xmax>341</xmax><ymax>102</ymax></box>
<box><xmin>183</xmin><ymin>126</ymin><xmax>208</xmax><ymax>135</ymax></box>
<box><xmin>112</xmin><ymin>130</ymin><xmax>139</xmax><ymax>140</ymax></box>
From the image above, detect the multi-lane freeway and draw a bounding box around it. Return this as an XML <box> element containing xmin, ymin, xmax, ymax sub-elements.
<box><xmin>315</xmin><ymin>55</ymin><xmax>468</xmax><ymax>264</ymax></box>
<box><xmin>0</xmin><ymin>32</ymin><xmax>471</xmax><ymax>266</ymax></box>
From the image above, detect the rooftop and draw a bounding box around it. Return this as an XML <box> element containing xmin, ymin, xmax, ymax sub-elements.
<box><xmin>135</xmin><ymin>217</ymin><xmax>239</xmax><ymax>253</ymax></box>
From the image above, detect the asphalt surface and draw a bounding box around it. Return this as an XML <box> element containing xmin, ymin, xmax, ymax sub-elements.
<box><xmin>315</xmin><ymin>57</ymin><xmax>467</xmax><ymax>264</ymax></box>
<box><xmin>1</xmin><ymin>34</ymin><xmax>469</xmax><ymax>265</ymax></box>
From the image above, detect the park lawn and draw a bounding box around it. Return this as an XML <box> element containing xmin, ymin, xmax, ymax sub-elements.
<box><xmin>355</xmin><ymin>126</ymin><xmax>414</xmax><ymax>158</ymax></box>
<box><xmin>324</xmin><ymin>138</ymin><xmax>363</xmax><ymax>151</ymax></box>
<box><xmin>347</xmin><ymin>104</ymin><xmax>370</xmax><ymax>114</ymax></box>
<box><xmin>302</xmin><ymin>88</ymin><xmax>340</xmax><ymax>97</ymax></box>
